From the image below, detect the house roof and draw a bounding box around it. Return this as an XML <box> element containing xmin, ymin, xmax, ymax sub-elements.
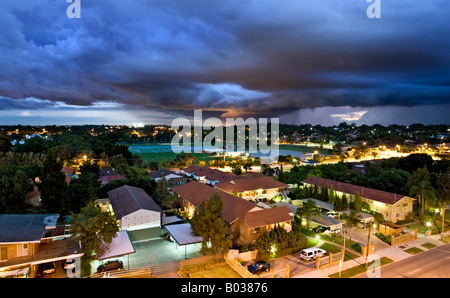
<box><xmin>150</xmin><ymin>169</ymin><xmax>181</xmax><ymax>179</ymax></box>
<box><xmin>216</xmin><ymin>176</ymin><xmax>288</xmax><ymax>193</ymax></box>
<box><xmin>171</xmin><ymin>181</ymin><xmax>259</xmax><ymax>223</ymax></box>
<box><xmin>61</xmin><ymin>167</ymin><xmax>74</xmax><ymax>184</ymax></box>
<box><xmin>302</xmin><ymin>176</ymin><xmax>409</xmax><ymax>205</ymax></box>
<box><xmin>99</xmin><ymin>174</ymin><xmax>125</xmax><ymax>185</ymax></box>
<box><xmin>181</xmin><ymin>166</ymin><xmax>244</xmax><ymax>183</ymax></box>
<box><xmin>243</xmin><ymin>206</ymin><xmax>293</xmax><ymax>229</ymax></box>
<box><xmin>0</xmin><ymin>214</ymin><xmax>59</xmax><ymax>243</ymax></box>
<box><xmin>107</xmin><ymin>185</ymin><xmax>162</xmax><ymax>219</ymax></box>
<box><xmin>172</xmin><ymin>181</ymin><xmax>293</xmax><ymax>228</ymax></box>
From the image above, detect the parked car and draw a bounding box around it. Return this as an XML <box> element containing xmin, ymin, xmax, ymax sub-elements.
<box><xmin>312</xmin><ymin>226</ymin><xmax>328</xmax><ymax>233</ymax></box>
<box><xmin>97</xmin><ymin>260</ymin><xmax>124</xmax><ymax>273</ymax></box>
<box><xmin>300</xmin><ymin>248</ymin><xmax>327</xmax><ymax>261</ymax></box>
<box><xmin>40</xmin><ymin>262</ymin><xmax>56</xmax><ymax>275</ymax></box>
<box><xmin>324</xmin><ymin>228</ymin><xmax>341</xmax><ymax>236</ymax></box>
<box><xmin>327</xmin><ymin>211</ymin><xmax>339</xmax><ymax>218</ymax></box>
<box><xmin>247</xmin><ymin>261</ymin><xmax>271</xmax><ymax>275</ymax></box>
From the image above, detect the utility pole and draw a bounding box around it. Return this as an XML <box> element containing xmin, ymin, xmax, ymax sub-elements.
<box><xmin>365</xmin><ymin>221</ymin><xmax>372</xmax><ymax>268</ymax></box>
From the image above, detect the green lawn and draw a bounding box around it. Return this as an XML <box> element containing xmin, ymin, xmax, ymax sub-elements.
<box><xmin>319</xmin><ymin>242</ymin><xmax>359</xmax><ymax>261</ymax></box>
<box><xmin>328</xmin><ymin>257</ymin><xmax>394</xmax><ymax>278</ymax></box>
<box><xmin>404</xmin><ymin>247</ymin><xmax>424</xmax><ymax>255</ymax></box>
<box><xmin>184</xmin><ymin>264</ymin><xmax>241</xmax><ymax>278</ymax></box>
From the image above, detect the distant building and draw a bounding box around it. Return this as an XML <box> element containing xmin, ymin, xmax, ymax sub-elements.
<box><xmin>98</xmin><ymin>168</ymin><xmax>125</xmax><ymax>186</ymax></box>
<box><xmin>180</xmin><ymin>166</ymin><xmax>244</xmax><ymax>186</ymax></box>
<box><xmin>302</xmin><ymin>176</ymin><xmax>414</xmax><ymax>223</ymax></box>
<box><xmin>300</xmin><ymin>159</ymin><xmax>321</xmax><ymax>166</ymax></box>
<box><xmin>150</xmin><ymin>169</ymin><xmax>187</xmax><ymax>186</ymax></box>
<box><xmin>215</xmin><ymin>176</ymin><xmax>289</xmax><ymax>201</ymax></box>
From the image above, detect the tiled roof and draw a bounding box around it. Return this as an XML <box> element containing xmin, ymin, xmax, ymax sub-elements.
<box><xmin>172</xmin><ymin>181</ymin><xmax>258</xmax><ymax>223</ymax></box>
<box><xmin>216</xmin><ymin>176</ymin><xmax>288</xmax><ymax>193</ymax></box>
<box><xmin>107</xmin><ymin>185</ymin><xmax>162</xmax><ymax>219</ymax></box>
<box><xmin>181</xmin><ymin>166</ymin><xmax>244</xmax><ymax>183</ymax></box>
<box><xmin>243</xmin><ymin>206</ymin><xmax>293</xmax><ymax>229</ymax></box>
<box><xmin>302</xmin><ymin>176</ymin><xmax>409</xmax><ymax>205</ymax></box>
<box><xmin>172</xmin><ymin>181</ymin><xmax>293</xmax><ymax>227</ymax></box>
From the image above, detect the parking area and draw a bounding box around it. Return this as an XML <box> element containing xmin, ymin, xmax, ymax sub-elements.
<box><xmin>89</xmin><ymin>227</ymin><xmax>202</xmax><ymax>275</ymax></box>
<box><xmin>270</xmin><ymin>251</ymin><xmax>318</xmax><ymax>277</ymax></box>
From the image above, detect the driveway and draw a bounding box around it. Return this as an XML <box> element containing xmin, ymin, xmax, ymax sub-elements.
<box><xmin>344</xmin><ymin>225</ymin><xmax>390</xmax><ymax>252</ymax></box>
<box><xmin>270</xmin><ymin>251</ymin><xmax>318</xmax><ymax>278</ymax></box>
<box><xmin>89</xmin><ymin>227</ymin><xmax>202</xmax><ymax>274</ymax></box>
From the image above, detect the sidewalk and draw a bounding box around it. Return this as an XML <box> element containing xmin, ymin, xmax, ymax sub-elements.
<box><xmin>294</xmin><ymin>231</ymin><xmax>450</xmax><ymax>278</ymax></box>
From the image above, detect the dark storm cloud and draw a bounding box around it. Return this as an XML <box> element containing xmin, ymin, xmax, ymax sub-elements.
<box><xmin>0</xmin><ymin>0</ymin><xmax>449</xmax><ymax>121</ymax></box>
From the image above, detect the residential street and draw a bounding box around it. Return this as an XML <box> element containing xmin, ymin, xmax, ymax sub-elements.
<box><xmin>354</xmin><ymin>243</ymin><xmax>450</xmax><ymax>278</ymax></box>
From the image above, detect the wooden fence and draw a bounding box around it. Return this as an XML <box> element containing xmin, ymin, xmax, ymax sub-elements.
<box><xmin>225</xmin><ymin>250</ymin><xmax>289</xmax><ymax>278</ymax></box>
<box><xmin>89</xmin><ymin>254</ymin><xmax>223</xmax><ymax>278</ymax></box>
<box><xmin>390</xmin><ymin>229</ymin><xmax>418</xmax><ymax>246</ymax></box>
<box><xmin>316</xmin><ymin>249</ymin><xmax>345</xmax><ymax>270</ymax></box>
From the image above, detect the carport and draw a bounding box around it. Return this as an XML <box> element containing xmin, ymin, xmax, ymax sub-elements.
<box><xmin>164</xmin><ymin>223</ymin><xmax>203</xmax><ymax>259</ymax></box>
<box><xmin>300</xmin><ymin>199</ymin><xmax>334</xmax><ymax>212</ymax></box>
<box><xmin>311</xmin><ymin>214</ymin><xmax>343</xmax><ymax>232</ymax></box>
<box><xmin>338</xmin><ymin>210</ymin><xmax>374</xmax><ymax>229</ymax></box>
<box><xmin>97</xmin><ymin>230</ymin><xmax>136</xmax><ymax>270</ymax></box>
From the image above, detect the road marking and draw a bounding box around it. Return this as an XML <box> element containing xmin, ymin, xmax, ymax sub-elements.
<box><xmin>409</xmin><ymin>268</ymin><xmax>421</xmax><ymax>275</ymax></box>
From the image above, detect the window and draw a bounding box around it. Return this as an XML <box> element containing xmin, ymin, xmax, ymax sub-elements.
<box><xmin>0</xmin><ymin>247</ymin><xmax>7</xmax><ymax>262</ymax></box>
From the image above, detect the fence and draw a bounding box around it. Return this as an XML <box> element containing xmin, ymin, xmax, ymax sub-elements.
<box><xmin>89</xmin><ymin>254</ymin><xmax>223</xmax><ymax>278</ymax></box>
<box><xmin>316</xmin><ymin>249</ymin><xmax>345</xmax><ymax>270</ymax></box>
<box><xmin>390</xmin><ymin>229</ymin><xmax>417</xmax><ymax>246</ymax></box>
<box><xmin>225</xmin><ymin>250</ymin><xmax>289</xmax><ymax>278</ymax></box>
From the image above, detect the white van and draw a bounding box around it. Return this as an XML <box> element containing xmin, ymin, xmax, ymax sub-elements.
<box><xmin>300</xmin><ymin>248</ymin><xmax>327</xmax><ymax>261</ymax></box>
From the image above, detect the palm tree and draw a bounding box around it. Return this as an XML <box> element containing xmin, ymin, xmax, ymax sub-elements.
<box><xmin>296</xmin><ymin>199</ymin><xmax>321</xmax><ymax>231</ymax></box>
<box><xmin>410</xmin><ymin>180</ymin><xmax>436</xmax><ymax>221</ymax></box>
<box><xmin>435</xmin><ymin>173</ymin><xmax>450</xmax><ymax>239</ymax></box>
<box><xmin>345</xmin><ymin>210</ymin><xmax>362</xmax><ymax>250</ymax></box>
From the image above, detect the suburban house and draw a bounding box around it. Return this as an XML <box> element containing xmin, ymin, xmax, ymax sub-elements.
<box><xmin>171</xmin><ymin>181</ymin><xmax>294</xmax><ymax>244</ymax></box>
<box><xmin>215</xmin><ymin>176</ymin><xmax>290</xmax><ymax>201</ymax></box>
<box><xmin>0</xmin><ymin>214</ymin><xmax>83</xmax><ymax>278</ymax></box>
<box><xmin>301</xmin><ymin>176</ymin><xmax>414</xmax><ymax>223</ymax></box>
<box><xmin>107</xmin><ymin>185</ymin><xmax>163</xmax><ymax>231</ymax></box>
<box><xmin>180</xmin><ymin>166</ymin><xmax>244</xmax><ymax>186</ymax></box>
<box><xmin>61</xmin><ymin>167</ymin><xmax>74</xmax><ymax>185</ymax></box>
<box><xmin>150</xmin><ymin>169</ymin><xmax>187</xmax><ymax>186</ymax></box>
<box><xmin>98</xmin><ymin>168</ymin><xmax>125</xmax><ymax>186</ymax></box>
<box><xmin>300</xmin><ymin>159</ymin><xmax>321</xmax><ymax>166</ymax></box>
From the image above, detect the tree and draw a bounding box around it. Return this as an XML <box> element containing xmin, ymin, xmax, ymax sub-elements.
<box><xmin>345</xmin><ymin>210</ymin><xmax>362</xmax><ymax>249</ymax></box>
<box><xmin>39</xmin><ymin>153</ymin><xmax>69</xmax><ymax>214</ymax></box>
<box><xmin>231</xmin><ymin>163</ymin><xmax>242</xmax><ymax>175</ymax></box>
<box><xmin>295</xmin><ymin>199</ymin><xmax>321</xmax><ymax>231</ymax></box>
<box><xmin>434</xmin><ymin>173</ymin><xmax>450</xmax><ymax>239</ymax></box>
<box><xmin>0</xmin><ymin>166</ymin><xmax>33</xmax><ymax>213</ymax></box>
<box><xmin>190</xmin><ymin>193</ymin><xmax>232</xmax><ymax>256</ymax></box>
<box><xmin>0</xmin><ymin>135</ymin><xmax>12</xmax><ymax>153</ymax></box>
<box><xmin>353</xmin><ymin>192</ymin><xmax>362</xmax><ymax>211</ymax></box>
<box><xmin>69</xmin><ymin>204</ymin><xmax>119</xmax><ymax>273</ymax></box>
<box><xmin>79</xmin><ymin>160</ymin><xmax>100</xmax><ymax>176</ymax></box>
<box><xmin>261</xmin><ymin>164</ymin><xmax>275</xmax><ymax>176</ymax></box>
<box><xmin>407</xmin><ymin>167</ymin><xmax>436</xmax><ymax>220</ymax></box>
<box><xmin>155</xmin><ymin>178</ymin><xmax>169</xmax><ymax>203</ymax></box>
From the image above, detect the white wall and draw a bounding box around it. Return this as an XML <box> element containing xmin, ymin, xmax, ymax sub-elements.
<box><xmin>120</xmin><ymin>209</ymin><xmax>161</xmax><ymax>231</ymax></box>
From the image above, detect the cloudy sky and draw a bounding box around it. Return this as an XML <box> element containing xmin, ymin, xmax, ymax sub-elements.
<box><xmin>0</xmin><ymin>0</ymin><xmax>449</xmax><ymax>126</ymax></box>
